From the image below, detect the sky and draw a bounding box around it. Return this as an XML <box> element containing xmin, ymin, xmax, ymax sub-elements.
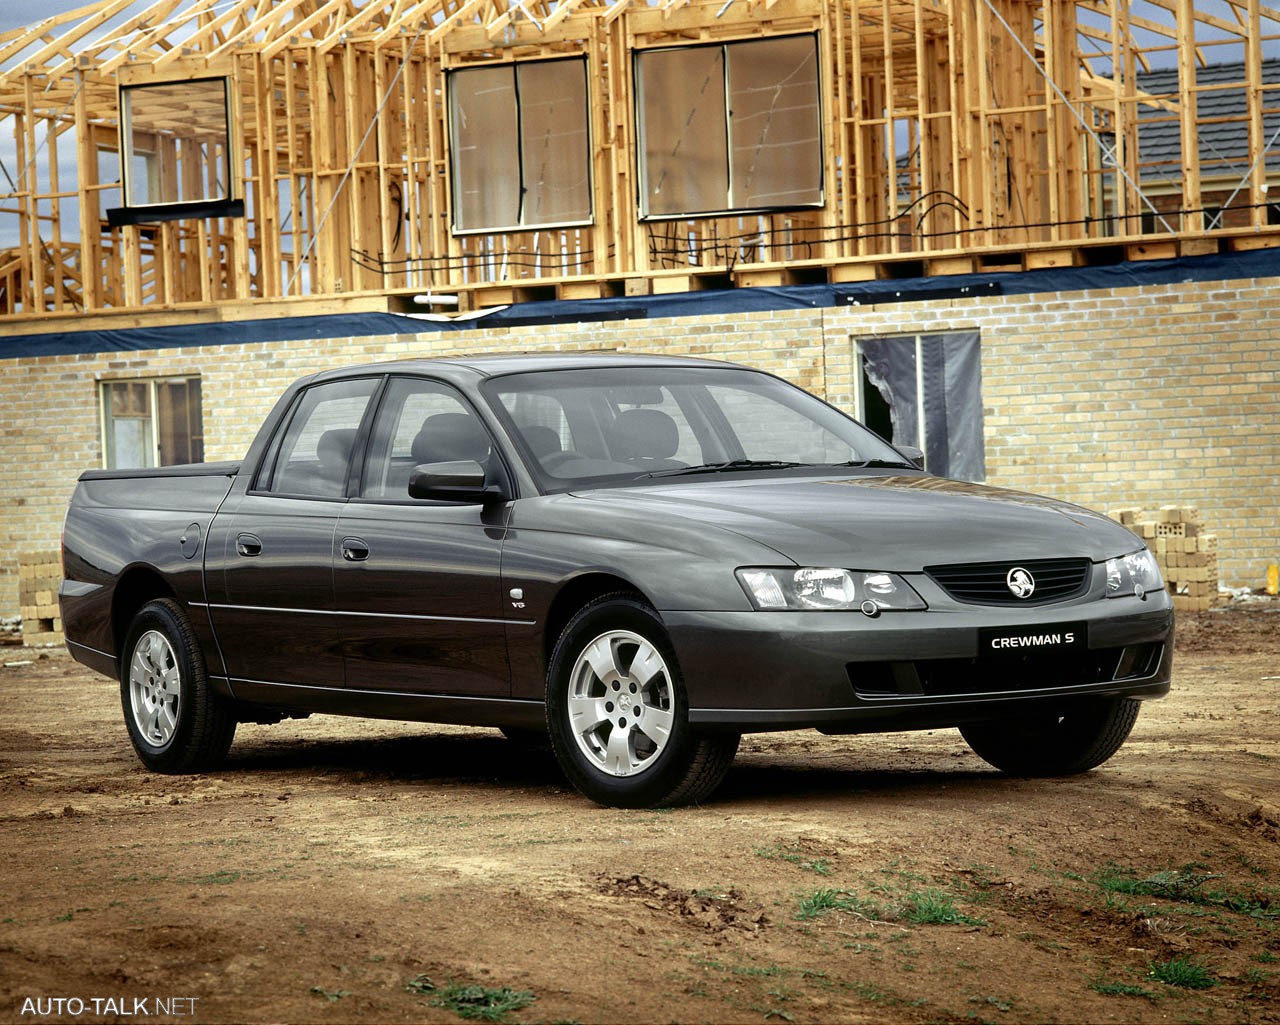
<box><xmin>0</xmin><ymin>0</ymin><xmax>109</xmax><ymax>40</ymax></box>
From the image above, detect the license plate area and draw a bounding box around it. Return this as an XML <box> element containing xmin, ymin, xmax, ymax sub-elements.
<box><xmin>979</xmin><ymin>621</ymin><xmax>1088</xmax><ymax>661</ymax></box>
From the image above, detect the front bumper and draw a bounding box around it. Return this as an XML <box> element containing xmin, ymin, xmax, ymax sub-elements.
<box><xmin>666</xmin><ymin>592</ymin><xmax>1173</xmax><ymax>733</ymax></box>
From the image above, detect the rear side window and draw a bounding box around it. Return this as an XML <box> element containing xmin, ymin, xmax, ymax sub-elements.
<box><xmin>257</xmin><ymin>378</ymin><xmax>379</xmax><ymax>497</ymax></box>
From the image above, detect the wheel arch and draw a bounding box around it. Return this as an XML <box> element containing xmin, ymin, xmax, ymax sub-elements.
<box><xmin>111</xmin><ymin>566</ymin><xmax>177</xmax><ymax>655</ymax></box>
<box><xmin>542</xmin><ymin>572</ymin><xmax>653</xmax><ymax>665</ymax></box>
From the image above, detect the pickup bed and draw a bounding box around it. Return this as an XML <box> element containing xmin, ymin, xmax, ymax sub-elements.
<box><xmin>61</xmin><ymin>353</ymin><xmax>1172</xmax><ymax>808</ymax></box>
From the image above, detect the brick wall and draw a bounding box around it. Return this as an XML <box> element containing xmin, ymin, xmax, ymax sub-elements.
<box><xmin>2</xmin><ymin>273</ymin><xmax>1277</xmax><ymax>618</ymax></box>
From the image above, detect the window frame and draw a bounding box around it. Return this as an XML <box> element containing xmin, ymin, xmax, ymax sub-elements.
<box><xmin>112</xmin><ymin>74</ymin><xmax>243</xmax><ymax>226</ymax></box>
<box><xmin>446</xmin><ymin>56</ymin><xmax>594</xmax><ymax>236</ymax></box>
<box><xmin>99</xmin><ymin>375</ymin><xmax>204</xmax><ymax>470</ymax></box>
<box><xmin>250</xmin><ymin>376</ymin><xmax>384</xmax><ymax>501</ymax></box>
<box><xmin>634</xmin><ymin>33</ymin><xmax>825</xmax><ymax>221</ymax></box>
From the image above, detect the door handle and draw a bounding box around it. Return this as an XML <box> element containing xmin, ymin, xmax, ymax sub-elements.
<box><xmin>341</xmin><ymin>537</ymin><xmax>370</xmax><ymax>562</ymax></box>
<box><xmin>236</xmin><ymin>532</ymin><xmax>263</xmax><ymax>557</ymax></box>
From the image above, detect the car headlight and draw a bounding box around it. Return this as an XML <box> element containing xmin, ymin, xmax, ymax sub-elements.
<box><xmin>1105</xmin><ymin>549</ymin><xmax>1164</xmax><ymax>599</ymax></box>
<box><xmin>736</xmin><ymin>567</ymin><xmax>926</xmax><ymax>612</ymax></box>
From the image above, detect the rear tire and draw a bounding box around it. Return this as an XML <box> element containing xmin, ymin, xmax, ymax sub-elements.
<box><xmin>959</xmin><ymin>698</ymin><xmax>1140</xmax><ymax>776</ymax></box>
<box><xmin>545</xmin><ymin>594</ymin><xmax>739</xmax><ymax>808</ymax></box>
<box><xmin>120</xmin><ymin>598</ymin><xmax>236</xmax><ymax>773</ymax></box>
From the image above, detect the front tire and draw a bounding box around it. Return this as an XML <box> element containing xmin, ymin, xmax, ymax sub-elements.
<box><xmin>120</xmin><ymin>598</ymin><xmax>236</xmax><ymax>773</ymax></box>
<box><xmin>959</xmin><ymin>698</ymin><xmax>1140</xmax><ymax>776</ymax></box>
<box><xmin>546</xmin><ymin>594</ymin><xmax>739</xmax><ymax>808</ymax></box>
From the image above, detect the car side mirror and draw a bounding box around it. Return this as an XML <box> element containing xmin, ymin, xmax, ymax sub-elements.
<box><xmin>896</xmin><ymin>445</ymin><xmax>924</xmax><ymax>468</ymax></box>
<box><xmin>407</xmin><ymin>460</ymin><xmax>504</xmax><ymax>503</ymax></box>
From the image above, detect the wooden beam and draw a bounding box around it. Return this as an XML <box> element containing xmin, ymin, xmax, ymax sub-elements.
<box><xmin>257</xmin><ymin>0</ymin><xmax>358</xmax><ymax>62</ymax></box>
<box><xmin>207</xmin><ymin>0</ymin><xmax>316</xmax><ymax>61</ymax></box>
<box><xmin>0</xmin><ymin>0</ymin><xmax>110</xmax><ymax>66</ymax></box>
<box><xmin>1176</xmin><ymin>0</ymin><xmax>1203</xmax><ymax>232</ymax></box>
<box><xmin>315</xmin><ymin>0</ymin><xmax>404</xmax><ymax>54</ymax></box>
<box><xmin>14</xmin><ymin>0</ymin><xmax>140</xmax><ymax>75</ymax></box>
<box><xmin>92</xmin><ymin>0</ymin><xmax>213</xmax><ymax>78</ymax></box>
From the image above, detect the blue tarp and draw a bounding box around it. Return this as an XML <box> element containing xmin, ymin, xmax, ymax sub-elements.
<box><xmin>3</xmin><ymin>248</ymin><xmax>1278</xmax><ymax>360</ymax></box>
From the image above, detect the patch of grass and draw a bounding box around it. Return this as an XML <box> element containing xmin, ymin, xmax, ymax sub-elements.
<box><xmin>755</xmin><ymin>845</ymin><xmax>833</xmax><ymax>877</ymax></box>
<box><xmin>689</xmin><ymin>955</ymin><xmax>789</xmax><ymax>979</ymax></box>
<box><xmin>193</xmin><ymin>869</ymin><xmax>241</xmax><ymax>885</ymax></box>
<box><xmin>902</xmin><ymin>889</ymin><xmax>984</xmax><ymax>926</ymax></box>
<box><xmin>1090</xmin><ymin>978</ymin><xmax>1159</xmax><ymax>1000</ymax></box>
<box><xmin>795</xmin><ymin>889</ymin><xmax>877</xmax><ymax>921</ymax></box>
<box><xmin>310</xmin><ymin>986</ymin><xmax>351</xmax><ymax>1002</ymax></box>
<box><xmin>1234</xmin><ymin>852</ymin><xmax>1270</xmax><ymax>877</ymax></box>
<box><xmin>429</xmin><ymin>983</ymin><xmax>535</xmax><ymax>1023</ymax></box>
<box><xmin>1096</xmin><ymin>865</ymin><xmax>1217</xmax><ymax>901</ymax></box>
<box><xmin>877</xmin><ymin>860</ymin><xmax>928</xmax><ymax>885</ymax></box>
<box><xmin>404</xmin><ymin>973</ymin><xmax>435</xmax><ymax>994</ymax></box>
<box><xmin>1256</xmin><ymin>950</ymin><xmax>1279</xmax><ymax>964</ymax></box>
<box><xmin>736</xmin><ymin>965</ymin><xmax>788</xmax><ymax>979</ymax></box>
<box><xmin>848</xmin><ymin>981</ymin><xmax>890</xmax><ymax>1002</ymax></box>
<box><xmin>796</xmin><ymin>886</ymin><xmax>983</xmax><ymax>927</ymax></box>
<box><xmin>1148</xmin><ymin>957</ymin><xmax>1216</xmax><ymax>990</ymax></box>
<box><xmin>1094</xmin><ymin>864</ymin><xmax>1278</xmax><ymax>920</ymax></box>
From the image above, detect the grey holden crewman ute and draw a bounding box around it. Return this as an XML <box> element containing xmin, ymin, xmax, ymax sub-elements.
<box><xmin>61</xmin><ymin>354</ymin><xmax>1173</xmax><ymax>807</ymax></box>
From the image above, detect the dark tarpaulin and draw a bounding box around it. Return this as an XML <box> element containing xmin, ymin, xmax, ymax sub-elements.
<box><xmin>859</xmin><ymin>332</ymin><xmax>985</xmax><ymax>483</ymax></box>
<box><xmin>3</xmin><ymin>248</ymin><xmax>1277</xmax><ymax>361</ymax></box>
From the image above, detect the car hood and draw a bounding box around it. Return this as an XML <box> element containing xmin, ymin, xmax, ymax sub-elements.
<box><xmin>574</xmin><ymin>473</ymin><xmax>1142</xmax><ymax>570</ymax></box>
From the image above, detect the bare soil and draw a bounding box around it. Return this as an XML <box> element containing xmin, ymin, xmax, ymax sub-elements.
<box><xmin>1</xmin><ymin>606</ymin><xmax>1278</xmax><ymax>1024</ymax></box>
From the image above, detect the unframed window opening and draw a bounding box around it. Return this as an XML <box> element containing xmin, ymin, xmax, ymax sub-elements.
<box><xmin>853</xmin><ymin>332</ymin><xmax>986</xmax><ymax>482</ymax></box>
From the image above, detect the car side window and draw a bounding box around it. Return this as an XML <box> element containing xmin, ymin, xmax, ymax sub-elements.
<box><xmin>257</xmin><ymin>378</ymin><xmax>379</xmax><ymax>497</ymax></box>
<box><xmin>360</xmin><ymin>378</ymin><xmax>493</xmax><ymax>499</ymax></box>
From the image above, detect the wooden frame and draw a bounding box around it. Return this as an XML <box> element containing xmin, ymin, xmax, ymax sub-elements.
<box><xmin>2</xmin><ymin>0</ymin><xmax>1279</xmax><ymax>323</ymax></box>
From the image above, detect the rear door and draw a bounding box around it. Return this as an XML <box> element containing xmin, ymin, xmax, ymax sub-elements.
<box><xmin>333</xmin><ymin>376</ymin><xmax>513</xmax><ymax>696</ymax></box>
<box><xmin>205</xmin><ymin>376</ymin><xmax>380</xmax><ymax>688</ymax></box>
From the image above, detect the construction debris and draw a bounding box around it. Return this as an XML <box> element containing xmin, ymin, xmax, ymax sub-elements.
<box><xmin>1110</xmin><ymin>507</ymin><xmax>1219</xmax><ymax>612</ymax></box>
<box><xmin>19</xmin><ymin>552</ymin><xmax>63</xmax><ymax>646</ymax></box>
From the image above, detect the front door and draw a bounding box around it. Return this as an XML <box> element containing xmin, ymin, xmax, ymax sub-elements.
<box><xmin>333</xmin><ymin>376</ymin><xmax>511</xmax><ymax>695</ymax></box>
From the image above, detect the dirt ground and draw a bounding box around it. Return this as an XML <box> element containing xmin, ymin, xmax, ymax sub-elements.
<box><xmin>1</xmin><ymin>605</ymin><xmax>1278</xmax><ymax>1025</ymax></box>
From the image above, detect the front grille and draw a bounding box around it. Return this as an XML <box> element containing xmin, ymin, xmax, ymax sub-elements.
<box><xmin>926</xmin><ymin>558</ymin><xmax>1091</xmax><ymax>606</ymax></box>
<box><xmin>848</xmin><ymin>642</ymin><xmax>1163</xmax><ymax>699</ymax></box>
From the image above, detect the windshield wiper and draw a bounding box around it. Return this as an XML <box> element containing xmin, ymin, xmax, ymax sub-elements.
<box><xmin>828</xmin><ymin>458</ymin><xmax>918</xmax><ymax>469</ymax></box>
<box><xmin>642</xmin><ymin>459</ymin><xmax>805</xmax><ymax>479</ymax></box>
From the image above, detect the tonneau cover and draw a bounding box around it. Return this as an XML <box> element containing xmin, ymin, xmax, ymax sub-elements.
<box><xmin>78</xmin><ymin>460</ymin><xmax>241</xmax><ymax>482</ymax></box>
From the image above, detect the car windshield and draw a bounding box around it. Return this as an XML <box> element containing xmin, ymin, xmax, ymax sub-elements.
<box><xmin>483</xmin><ymin>365</ymin><xmax>912</xmax><ymax>491</ymax></box>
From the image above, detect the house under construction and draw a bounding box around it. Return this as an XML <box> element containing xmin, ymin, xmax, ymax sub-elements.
<box><xmin>2</xmin><ymin>0</ymin><xmax>1279</xmax><ymax>319</ymax></box>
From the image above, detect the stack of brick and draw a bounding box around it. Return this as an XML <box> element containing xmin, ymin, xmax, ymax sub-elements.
<box><xmin>1109</xmin><ymin>507</ymin><xmax>1219</xmax><ymax>611</ymax></box>
<box><xmin>19</xmin><ymin>551</ymin><xmax>63</xmax><ymax>645</ymax></box>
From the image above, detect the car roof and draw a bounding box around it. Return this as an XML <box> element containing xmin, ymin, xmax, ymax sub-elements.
<box><xmin>311</xmin><ymin>352</ymin><xmax>737</xmax><ymax>382</ymax></box>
